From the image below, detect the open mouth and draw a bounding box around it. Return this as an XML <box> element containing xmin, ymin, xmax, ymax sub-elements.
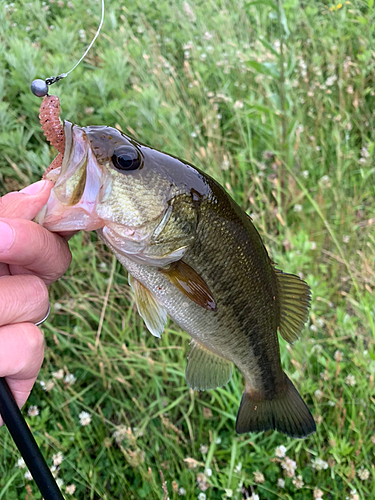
<box><xmin>36</xmin><ymin>121</ymin><xmax>106</xmax><ymax>233</ymax></box>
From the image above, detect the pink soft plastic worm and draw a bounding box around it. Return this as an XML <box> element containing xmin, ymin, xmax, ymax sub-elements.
<box><xmin>39</xmin><ymin>95</ymin><xmax>65</xmax><ymax>179</ymax></box>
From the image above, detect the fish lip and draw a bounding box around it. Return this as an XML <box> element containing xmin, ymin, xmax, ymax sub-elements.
<box><xmin>52</xmin><ymin>121</ymin><xmax>89</xmax><ymax>204</ymax></box>
<box><xmin>36</xmin><ymin>122</ymin><xmax>107</xmax><ymax>232</ymax></box>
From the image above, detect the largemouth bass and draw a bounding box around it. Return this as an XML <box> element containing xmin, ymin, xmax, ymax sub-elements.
<box><xmin>37</xmin><ymin>105</ymin><xmax>315</xmax><ymax>438</ymax></box>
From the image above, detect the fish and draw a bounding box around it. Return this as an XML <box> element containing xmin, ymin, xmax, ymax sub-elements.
<box><xmin>37</xmin><ymin>97</ymin><xmax>316</xmax><ymax>438</ymax></box>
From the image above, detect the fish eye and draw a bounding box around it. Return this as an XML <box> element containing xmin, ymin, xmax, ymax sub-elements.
<box><xmin>111</xmin><ymin>145</ymin><xmax>142</xmax><ymax>171</ymax></box>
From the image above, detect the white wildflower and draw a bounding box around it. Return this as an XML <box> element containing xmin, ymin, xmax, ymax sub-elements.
<box><xmin>53</xmin><ymin>452</ymin><xmax>64</xmax><ymax>466</ymax></box>
<box><xmin>112</xmin><ymin>425</ymin><xmax>129</xmax><ymax>444</ymax></box>
<box><xmin>325</xmin><ymin>75</ymin><xmax>337</xmax><ymax>86</ymax></box>
<box><xmin>350</xmin><ymin>490</ymin><xmax>360</xmax><ymax>500</ymax></box>
<box><xmin>275</xmin><ymin>445</ymin><xmax>287</xmax><ymax>458</ymax></box>
<box><xmin>281</xmin><ymin>456</ymin><xmax>297</xmax><ymax>477</ymax></box>
<box><xmin>40</xmin><ymin>379</ymin><xmax>55</xmax><ymax>391</ymax></box>
<box><xmin>292</xmin><ymin>475</ymin><xmax>304</xmax><ymax>489</ymax></box>
<box><xmin>357</xmin><ymin>467</ymin><xmax>370</xmax><ymax>480</ymax></box>
<box><xmin>314</xmin><ymin>487</ymin><xmax>324</xmax><ymax>499</ymax></box>
<box><xmin>66</xmin><ymin>484</ymin><xmax>76</xmax><ymax>494</ymax></box>
<box><xmin>64</xmin><ymin>373</ymin><xmax>76</xmax><ymax>385</ymax></box>
<box><xmin>178</xmin><ymin>487</ymin><xmax>186</xmax><ymax>495</ymax></box>
<box><xmin>221</xmin><ymin>158</ymin><xmax>230</xmax><ymax>170</ymax></box>
<box><xmin>28</xmin><ymin>405</ymin><xmax>39</xmax><ymax>417</ymax></box>
<box><xmin>311</xmin><ymin>457</ymin><xmax>328</xmax><ymax>470</ymax></box>
<box><xmin>183</xmin><ymin>41</ymin><xmax>194</xmax><ymax>50</ymax></box>
<box><xmin>215</xmin><ymin>437</ymin><xmax>221</xmax><ymax>444</ymax></box>
<box><xmin>277</xmin><ymin>478</ymin><xmax>285</xmax><ymax>488</ymax></box>
<box><xmin>345</xmin><ymin>374</ymin><xmax>356</xmax><ymax>386</ymax></box>
<box><xmin>203</xmin><ymin>31</ymin><xmax>213</xmax><ymax>40</ymax></box>
<box><xmin>16</xmin><ymin>458</ymin><xmax>26</xmax><ymax>469</ymax></box>
<box><xmin>197</xmin><ymin>472</ymin><xmax>209</xmax><ymax>491</ymax></box>
<box><xmin>334</xmin><ymin>350</ymin><xmax>343</xmax><ymax>362</ymax></box>
<box><xmin>234</xmin><ymin>462</ymin><xmax>242</xmax><ymax>473</ymax></box>
<box><xmin>24</xmin><ymin>470</ymin><xmax>32</xmax><ymax>480</ymax></box>
<box><xmin>293</xmin><ymin>204</ymin><xmax>303</xmax><ymax>213</ymax></box>
<box><xmin>198</xmin><ymin>493</ymin><xmax>206</xmax><ymax>500</ymax></box>
<box><xmin>52</xmin><ymin>369</ymin><xmax>64</xmax><ymax>379</ymax></box>
<box><xmin>205</xmin><ymin>468</ymin><xmax>212</xmax><ymax>477</ymax></box>
<box><xmin>78</xmin><ymin>29</ymin><xmax>86</xmax><ymax>41</ymax></box>
<box><xmin>56</xmin><ymin>478</ymin><xmax>64</xmax><ymax>488</ymax></box>
<box><xmin>319</xmin><ymin>175</ymin><xmax>331</xmax><ymax>188</ymax></box>
<box><xmin>78</xmin><ymin>411</ymin><xmax>91</xmax><ymax>426</ymax></box>
<box><xmin>253</xmin><ymin>470</ymin><xmax>265</xmax><ymax>483</ymax></box>
<box><xmin>250</xmin><ymin>495</ymin><xmax>259</xmax><ymax>500</ymax></box>
<box><xmin>50</xmin><ymin>465</ymin><xmax>59</xmax><ymax>477</ymax></box>
<box><xmin>314</xmin><ymin>389</ymin><xmax>323</xmax><ymax>401</ymax></box>
<box><xmin>200</xmin><ymin>444</ymin><xmax>208</xmax><ymax>454</ymax></box>
<box><xmin>233</xmin><ymin>100</ymin><xmax>244</xmax><ymax>109</ymax></box>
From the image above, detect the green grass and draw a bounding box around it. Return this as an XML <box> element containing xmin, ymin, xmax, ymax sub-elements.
<box><xmin>1</xmin><ymin>0</ymin><xmax>375</xmax><ymax>498</ymax></box>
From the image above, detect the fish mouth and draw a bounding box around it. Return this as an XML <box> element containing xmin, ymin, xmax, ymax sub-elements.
<box><xmin>36</xmin><ymin>121</ymin><xmax>107</xmax><ymax>232</ymax></box>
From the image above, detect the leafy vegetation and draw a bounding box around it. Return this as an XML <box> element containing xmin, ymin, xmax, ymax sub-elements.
<box><xmin>0</xmin><ymin>0</ymin><xmax>374</xmax><ymax>499</ymax></box>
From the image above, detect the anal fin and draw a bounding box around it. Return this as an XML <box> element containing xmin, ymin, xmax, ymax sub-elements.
<box><xmin>128</xmin><ymin>275</ymin><xmax>167</xmax><ymax>338</ymax></box>
<box><xmin>235</xmin><ymin>374</ymin><xmax>316</xmax><ymax>438</ymax></box>
<box><xmin>186</xmin><ymin>340</ymin><xmax>232</xmax><ymax>391</ymax></box>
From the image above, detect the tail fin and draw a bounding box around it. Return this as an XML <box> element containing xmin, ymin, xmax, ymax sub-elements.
<box><xmin>235</xmin><ymin>375</ymin><xmax>316</xmax><ymax>438</ymax></box>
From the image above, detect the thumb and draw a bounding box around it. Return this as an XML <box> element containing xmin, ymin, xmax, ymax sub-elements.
<box><xmin>0</xmin><ymin>180</ymin><xmax>53</xmax><ymax>220</ymax></box>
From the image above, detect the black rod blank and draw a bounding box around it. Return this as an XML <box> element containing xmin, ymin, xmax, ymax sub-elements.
<box><xmin>0</xmin><ymin>377</ymin><xmax>65</xmax><ymax>500</ymax></box>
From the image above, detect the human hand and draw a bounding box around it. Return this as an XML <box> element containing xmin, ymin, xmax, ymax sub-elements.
<box><xmin>0</xmin><ymin>180</ymin><xmax>72</xmax><ymax>425</ymax></box>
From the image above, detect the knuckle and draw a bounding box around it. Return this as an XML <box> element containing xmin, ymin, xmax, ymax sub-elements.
<box><xmin>41</xmin><ymin>232</ymin><xmax>72</xmax><ymax>283</ymax></box>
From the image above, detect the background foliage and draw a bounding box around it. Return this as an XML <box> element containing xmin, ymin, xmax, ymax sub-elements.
<box><xmin>0</xmin><ymin>0</ymin><xmax>375</xmax><ymax>498</ymax></box>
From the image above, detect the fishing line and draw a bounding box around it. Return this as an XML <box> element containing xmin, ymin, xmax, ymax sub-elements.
<box><xmin>31</xmin><ymin>0</ymin><xmax>105</xmax><ymax>96</ymax></box>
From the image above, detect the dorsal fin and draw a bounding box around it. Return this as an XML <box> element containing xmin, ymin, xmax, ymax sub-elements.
<box><xmin>275</xmin><ymin>269</ymin><xmax>311</xmax><ymax>344</ymax></box>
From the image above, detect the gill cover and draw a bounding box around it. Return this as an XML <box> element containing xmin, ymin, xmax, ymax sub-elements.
<box><xmin>38</xmin><ymin>122</ymin><xmax>210</xmax><ymax>267</ymax></box>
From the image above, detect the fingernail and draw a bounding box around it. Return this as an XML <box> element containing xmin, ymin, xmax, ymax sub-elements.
<box><xmin>20</xmin><ymin>180</ymin><xmax>49</xmax><ymax>196</ymax></box>
<box><xmin>0</xmin><ymin>221</ymin><xmax>15</xmax><ymax>252</ymax></box>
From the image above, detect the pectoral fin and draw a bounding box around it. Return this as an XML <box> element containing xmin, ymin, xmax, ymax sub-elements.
<box><xmin>186</xmin><ymin>340</ymin><xmax>232</xmax><ymax>391</ymax></box>
<box><xmin>128</xmin><ymin>275</ymin><xmax>167</xmax><ymax>338</ymax></box>
<box><xmin>160</xmin><ymin>261</ymin><xmax>217</xmax><ymax>311</ymax></box>
<box><xmin>275</xmin><ymin>269</ymin><xmax>311</xmax><ymax>344</ymax></box>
